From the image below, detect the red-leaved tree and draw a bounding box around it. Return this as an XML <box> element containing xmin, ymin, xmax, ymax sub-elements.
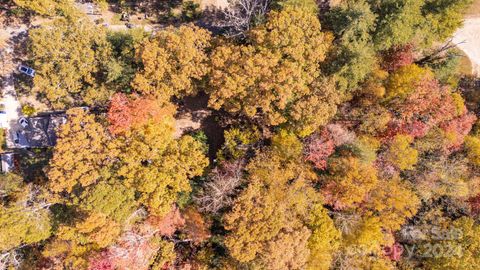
<box><xmin>382</xmin><ymin>44</ymin><xmax>415</xmax><ymax>72</ymax></box>
<box><xmin>107</xmin><ymin>93</ymin><xmax>175</xmax><ymax>135</ymax></box>
<box><xmin>145</xmin><ymin>206</ymin><xmax>185</xmax><ymax>237</ymax></box>
<box><xmin>88</xmin><ymin>252</ymin><xmax>114</xmax><ymax>270</ymax></box>
<box><xmin>382</xmin><ymin>120</ymin><xmax>429</xmax><ymax>141</ymax></box>
<box><xmin>468</xmin><ymin>194</ymin><xmax>480</xmax><ymax>216</ymax></box>
<box><xmin>304</xmin><ymin>129</ymin><xmax>336</xmax><ymax>170</ymax></box>
<box><xmin>107</xmin><ymin>93</ymin><xmax>132</xmax><ymax>135</ymax></box>
<box><xmin>440</xmin><ymin>112</ymin><xmax>477</xmax><ymax>152</ymax></box>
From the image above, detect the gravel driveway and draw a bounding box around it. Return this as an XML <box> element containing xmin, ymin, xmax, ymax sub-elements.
<box><xmin>453</xmin><ymin>17</ymin><xmax>480</xmax><ymax>75</ymax></box>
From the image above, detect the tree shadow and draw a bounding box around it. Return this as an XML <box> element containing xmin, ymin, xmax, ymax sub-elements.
<box><xmin>201</xmin><ymin>112</ymin><xmax>225</xmax><ymax>161</ymax></box>
<box><xmin>0</xmin><ymin>0</ymin><xmax>33</xmax><ymax>28</ymax></box>
<box><xmin>196</xmin><ymin>6</ymin><xmax>228</xmax><ymax>35</ymax></box>
<box><xmin>176</xmin><ymin>92</ymin><xmax>225</xmax><ymax>161</ymax></box>
<box><xmin>109</xmin><ymin>0</ymin><xmax>182</xmax><ymax>18</ymax></box>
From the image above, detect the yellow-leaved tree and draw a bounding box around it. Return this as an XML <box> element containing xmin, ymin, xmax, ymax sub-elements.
<box><xmin>207</xmin><ymin>7</ymin><xmax>338</xmax><ymax>136</ymax></box>
<box><xmin>385</xmin><ymin>64</ymin><xmax>433</xmax><ymax>100</ymax></box>
<box><xmin>306</xmin><ymin>204</ymin><xmax>341</xmax><ymax>270</ymax></box>
<box><xmin>48</xmin><ymin>108</ymin><xmax>113</xmax><ymax>193</ymax></box>
<box><xmin>116</xmin><ymin>117</ymin><xmax>209</xmax><ymax>217</ymax></box>
<box><xmin>13</xmin><ymin>0</ymin><xmax>76</xmax><ymax>16</ymax></box>
<box><xmin>321</xmin><ymin>156</ymin><xmax>379</xmax><ymax>209</ymax></box>
<box><xmin>43</xmin><ymin>212</ymin><xmax>122</xmax><ymax>269</ymax></box>
<box><xmin>385</xmin><ymin>134</ymin><xmax>418</xmax><ymax>170</ymax></box>
<box><xmin>0</xmin><ymin>174</ymin><xmax>51</xmax><ymax>252</ymax></box>
<box><xmin>365</xmin><ymin>177</ymin><xmax>420</xmax><ymax>231</ymax></box>
<box><xmin>29</xmin><ymin>18</ymin><xmax>112</xmax><ymax>109</ymax></box>
<box><xmin>132</xmin><ymin>25</ymin><xmax>211</xmax><ymax>102</ymax></box>
<box><xmin>223</xmin><ymin>142</ymin><xmax>324</xmax><ymax>269</ymax></box>
<box><xmin>465</xmin><ymin>135</ymin><xmax>480</xmax><ymax>166</ymax></box>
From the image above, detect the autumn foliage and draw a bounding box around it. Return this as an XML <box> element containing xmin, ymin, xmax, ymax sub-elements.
<box><xmin>304</xmin><ymin>129</ymin><xmax>336</xmax><ymax>170</ymax></box>
<box><xmin>107</xmin><ymin>93</ymin><xmax>175</xmax><ymax>135</ymax></box>
<box><xmin>6</xmin><ymin>1</ymin><xmax>480</xmax><ymax>270</ymax></box>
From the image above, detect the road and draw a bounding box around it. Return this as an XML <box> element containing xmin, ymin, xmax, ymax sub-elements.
<box><xmin>0</xmin><ymin>36</ymin><xmax>24</xmax><ymax>149</ymax></box>
<box><xmin>453</xmin><ymin>17</ymin><xmax>480</xmax><ymax>75</ymax></box>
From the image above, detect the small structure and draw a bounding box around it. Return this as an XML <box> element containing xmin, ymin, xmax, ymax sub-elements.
<box><xmin>1</xmin><ymin>152</ymin><xmax>15</xmax><ymax>173</ymax></box>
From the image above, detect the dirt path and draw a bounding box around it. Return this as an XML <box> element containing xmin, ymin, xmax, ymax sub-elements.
<box><xmin>1</xmin><ymin>43</ymin><xmax>24</xmax><ymax>148</ymax></box>
<box><xmin>453</xmin><ymin>17</ymin><xmax>480</xmax><ymax>76</ymax></box>
<box><xmin>198</xmin><ymin>0</ymin><xmax>229</xmax><ymax>10</ymax></box>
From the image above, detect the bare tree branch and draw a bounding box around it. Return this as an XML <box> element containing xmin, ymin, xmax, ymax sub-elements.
<box><xmin>194</xmin><ymin>159</ymin><xmax>246</xmax><ymax>214</ymax></box>
<box><xmin>416</xmin><ymin>38</ymin><xmax>466</xmax><ymax>65</ymax></box>
<box><xmin>220</xmin><ymin>0</ymin><xmax>270</xmax><ymax>37</ymax></box>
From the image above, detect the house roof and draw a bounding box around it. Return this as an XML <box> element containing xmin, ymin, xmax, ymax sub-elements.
<box><xmin>13</xmin><ymin>114</ymin><xmax>67</xmax><ymax>148</ymax></box>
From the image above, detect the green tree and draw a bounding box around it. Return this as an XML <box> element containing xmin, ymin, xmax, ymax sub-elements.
<box><xmin>324</xmin><ymin>0</ymin><xmax>378</xmax><ymax>92</ymax></box>
<box><xmin>369</xmin><ymin>0</ymin><xmax>472</xmax><ymax>48</ymax></box>
<box><xmin>422</xmin><ymin>0</ymin><xmax>473</xmax><ymax>43</ymax></box>
<box><xmin>371</xmin><ymin>0</ymin><xmax>424</xmax><ymax>50</ymax></box>
<box><xmin>0</xmin><ymin>174</ymin><xmax>51</xmax><ymax>252</ymax></box>
<box><xmin>106</xmin><ymin>28</ymin><xmax>150</xmax><ymax>92</ymax></box>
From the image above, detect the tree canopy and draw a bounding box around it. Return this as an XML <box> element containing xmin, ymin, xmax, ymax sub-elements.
<box><xmin>208</xmin><ymin>7</ymin><xmax>338</xmax><ymax>136</ymax></box>
<box><xmin>3</xmin><ymin>1</ymin><xmax>479</xmax><ymax>269</ymax></box>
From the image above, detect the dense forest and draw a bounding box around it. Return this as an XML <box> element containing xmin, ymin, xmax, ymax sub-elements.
<box><xmin>2</xmin><ymin>0</ymin><xmax>480</xmax><ymax>269</ymax></box>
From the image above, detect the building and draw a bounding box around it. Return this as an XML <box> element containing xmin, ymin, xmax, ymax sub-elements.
<box><xmin>10</xmin><ymin>114</ymin><xmax>67</xmax><ymax>149</ymax></box>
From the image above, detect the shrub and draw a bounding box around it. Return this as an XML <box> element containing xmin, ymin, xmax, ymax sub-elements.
<box><xmin>21</xmin><ymin>104</ymin><xmax>36</xmax><ymax>116</ymax></box>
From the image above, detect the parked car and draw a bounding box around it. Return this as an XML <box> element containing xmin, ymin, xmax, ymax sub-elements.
<box><xmin>18</xmin><ymin>117</ymin><xmax>28</xmax><ymax>128</ymax></box>
<box><xmin>126</xmin><ymin>23</ymin><xmax>134</xmax><ymax>29</ymax></box>
<box><xmin>18</xmin><ymin>65</ymin><xmax>35</xmax><ymax>77</ymax></box>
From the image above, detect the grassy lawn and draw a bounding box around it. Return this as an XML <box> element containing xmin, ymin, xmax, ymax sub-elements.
<box><xmin>458</xmin><ymin>50</ymin><xmax>473</xmax><ymax>76</ymax></box>
<box><xmin>111</xmin><ymin>13</ymin><xmax>122</xmax><ymax>25</ymax></box>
